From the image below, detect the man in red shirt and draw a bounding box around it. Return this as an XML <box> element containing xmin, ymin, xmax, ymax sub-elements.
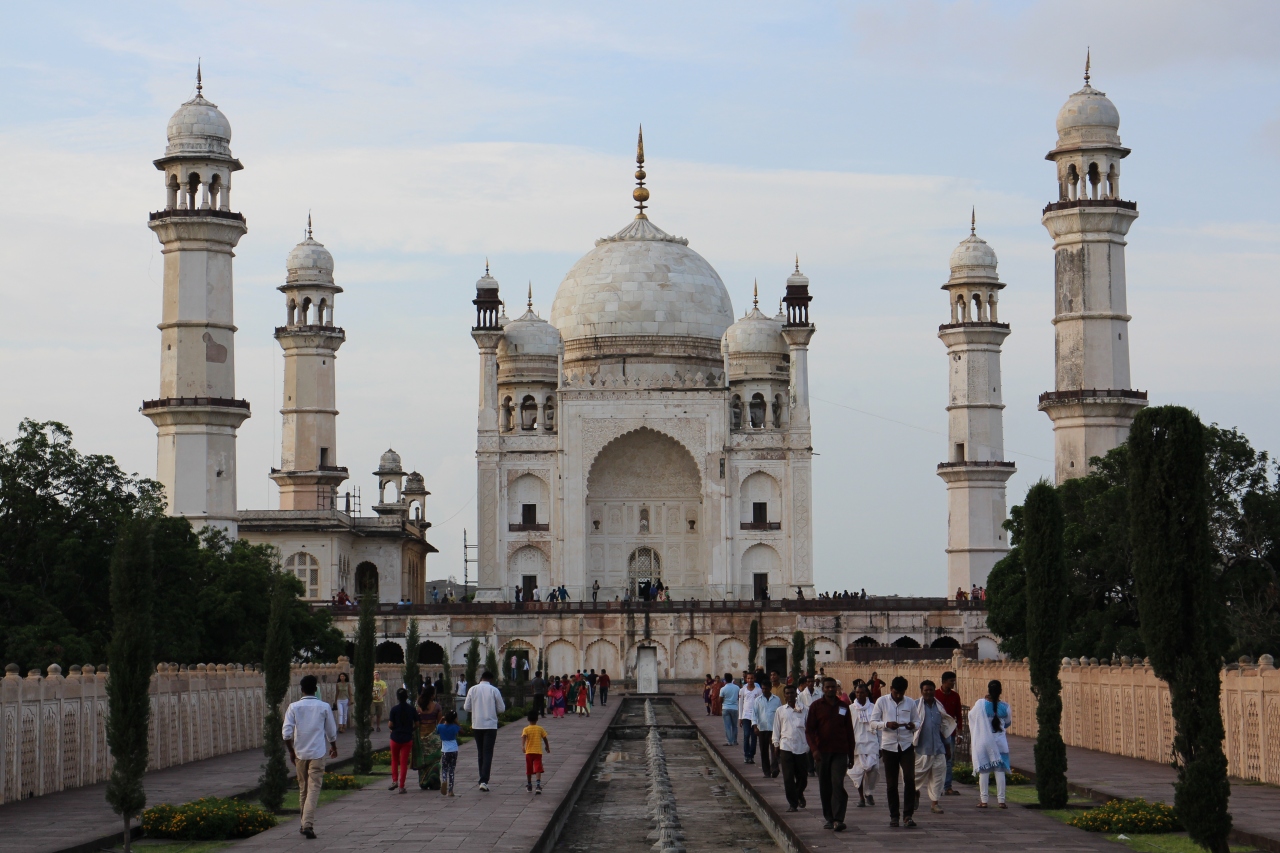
<box><xmin>869</xmin><ymin>672</ymin><xmax>884</xmax><ymax>702</ymax></box>
<box><xmin>598</xmin><ymin>669</ymin><xmax>612</xmax><ymax>706</ymax></box>
<box><xmin>936</xmin><ymin>670</ymin><xmax>963</xmax><ymax>796</ymax></box>
<box><xmin>804</xmin><ymin>676</ymin><xmax>854</xmax><ymax>832</ymax></box>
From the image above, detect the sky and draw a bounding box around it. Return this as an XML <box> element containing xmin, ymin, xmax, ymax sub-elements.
<box><xmin>1</xmin><ymin>2</ymin><xmax>1278</xmax><ymax>596</ymax></box>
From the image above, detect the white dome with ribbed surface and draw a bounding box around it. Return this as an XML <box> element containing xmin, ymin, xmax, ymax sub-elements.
<box><xmin>166</xmin><ymin>95</ymin><xmax>233</xmax><ymax>158</ymax></box>
<box><xmin>286</xmin><ymin>237</ymin><xmax>335</xmax><ymax>286</ymax></box>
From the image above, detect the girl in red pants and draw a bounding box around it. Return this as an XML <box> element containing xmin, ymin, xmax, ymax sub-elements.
<box><xmin>387</xmin><ymin>688</ymin><xmax>419</xmax><ymax>793</ymax></box>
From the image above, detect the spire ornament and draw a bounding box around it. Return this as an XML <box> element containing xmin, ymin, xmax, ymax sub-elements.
<box><xmin>197</xmin><ymin>59</ymin><xmax>203</xmax><ymax>96</ymax></box>
<box><xmin>306</xmin><ymin>211</ymin><xmax>313</xmax><ymax>240</ymax></box>
<box><xmin>527</xmin><ymin>282</ymin><xmax>533</xmax><ymax>309</ymax></box>
<box><xmin>753</xmin><ymin>279</ymin><xmax>759</xmax><ymax>309</ymax></box>
<box><xmin>795</xmin><ymin>254</ymin><xmax>800</xmax><ymax>274</ymax></box>
<box><xmin>1084</xmin><ymin>48</ymin><xmax>1091</xmax><ymax>86</ymax></box>
<box><xmin>971</xmin><ymin>207</ymin><xmax>976</xmax><ymax>236</ymax></box>
<box><xmin>485</xmin><ymin>258</ymin><xmax>490</xmax><ymax>276</ymax></box>
<box><xmin>633</xmin><ymin>125</ymin><xmax>649</xmax><ymax>219</ymax></box>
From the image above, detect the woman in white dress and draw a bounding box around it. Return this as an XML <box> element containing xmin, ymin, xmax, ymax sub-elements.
<box><xmin>967</xmin><ymin>679</ymin><xmax>1011</xmax><ymax>808</ymax></box>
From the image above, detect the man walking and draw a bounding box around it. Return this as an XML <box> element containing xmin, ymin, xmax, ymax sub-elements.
<box><xmin>283</xmin><ymin>675</ymin><xmax>338</xmax><ymax>839</ymax></box>
<box><xmin>936</xmin><ymin>670</ymin><xmax>963</xmax><ymax>796</ymax></box>
<box><xmin>753</xmin><ymin>679</ymin><xmax>782</xmax><ymax>778</ymax></box>
<box><xmin>774</xmin><ymin>684</ymin><xmax>809</xmax><ymax>812</ymax></box>
<box><xmin>739</xmin><ymin>672</ymin><xmax>763</xmax><ymax>763</ymax></box>
<box><xmin>592</xmin><ymin>579</ymin><xmax>600</xmax><ymax>602</ymax></box>
<box><xmin>586</xmin><ymin>669</ymin><xmax>598</xmax><ymax>705</ymax></box>
<box><xmin>805</xmin><ymin>676</ymin><xmax>854</xmax><ymax>832</ymax></box>
<box><xmin>719</xmin><ymin>673</ymin><xmax>740</xmax><ymax>746</ymax></box>
<box><xmin>848</xmin><ymin>680</ymin><xmax>879</xmax><ymax>807</ymax></box>
<box><xmin>871</xmin><ymin>675</ymin><xmax>918</xmax><ymax>828</ymax></box>
<box><xmin>463</xmin><ymin>670</ymin><xmax>506</xmax><ymax>791</ymax></box>
<box><xmin>912</xmin><ymin>679</ymin><xmax>954</xmax><ymax>815</ymax></box>
<box><xmin>531</xmin><ymin>670</ymin><xmax>547</xmax><ymax>719</ymax></box>
<box><xmin>371</xmin><ymin>670</ymin><xmax>388</xmax><ymax>732</ymax></box>
<box><xmin>598</xmin><ymin>669</ymin><xmax>611</xmax><ymax>706</ymax></box>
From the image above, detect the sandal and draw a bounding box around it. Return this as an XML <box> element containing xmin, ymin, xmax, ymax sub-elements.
<box><xmin>977</xmin><ymin>802</ymin><xmax>988</xmax><ymax>809</ymax></box>
<box><xmin>998</xmin><ymin>802</ymin><xmax>1007</xmax><ymax>809</ymax></box>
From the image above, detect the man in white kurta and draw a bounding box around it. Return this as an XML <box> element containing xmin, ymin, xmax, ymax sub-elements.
<box><xmin>912</xmin><ymin>679</ymin><xmax>955</xmax><ymax>814</ymax></box>
<box><xmin>847</xmin><ymin>681</ymin><xmax>880</xmax><ymax>806</ymax></box>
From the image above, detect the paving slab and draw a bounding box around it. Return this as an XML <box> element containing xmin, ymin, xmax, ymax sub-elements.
<box><xmin>675</xmin><ymin>695</ymin><xmax>1126</xmax><ymax>852</ymax></box>
<box><xmin>0</xmin><ymin>729</ymin><xmax>360</xmax><ymax>853</ymax></box>
<box><xmin>234</xmin><ymin>703</ymin><xmax>614</xmax><ymax>853</ymax></box>
<box><xmin>1006</xmin><ymin>733</ymin><xmax>1280</xmax><ymax>852</ymax></box>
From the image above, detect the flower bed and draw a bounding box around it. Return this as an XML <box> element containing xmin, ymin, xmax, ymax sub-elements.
<box><xmin>142</xmin><ymin>797</ymin><xmax>276</xmax><ymax>839</ymax></box>
<box><xmin>1069</xmin><ymin>798</ymin><xmax>1180</xmax><ymax>834</ymax></box>
<box><xmin>322</xmin><ymin>773</ymin><xmax>361</xmax><ymax>789</ymax></box>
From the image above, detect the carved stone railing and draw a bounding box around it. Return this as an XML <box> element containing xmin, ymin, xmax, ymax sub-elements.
<box><xmin>828</xmin><ymin>653</ymin><xmax>1280</xmax><ymax>785</ymax></box>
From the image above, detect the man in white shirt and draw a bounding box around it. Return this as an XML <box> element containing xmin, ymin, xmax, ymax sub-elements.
<box><xmin>738</xmin><ymin>672</ymin><xmax>764</xmax><ymax>764</ymax></box>
<box><xmin>283</xmin><ymin>675</ymin><xmax>338</xmax><ymax>839</ymax></box>
<box><xmin>462</xmin><ymin>670</ymin><xmax>506</xmax><ymax>791</ymax></box>
<box><xmin>870</xmin><ymin>675</ymin><xmax>918</xmax><ymax>828</ymax></box>
<box><xmin>847</xmin><ymin>680</ymin><xmax>880</xmax><ymax>808</ymax></box>
<box><xmin>773</xmin><ymin>684</ymin><xmax>809</xmax><ymax>812</ymax></box>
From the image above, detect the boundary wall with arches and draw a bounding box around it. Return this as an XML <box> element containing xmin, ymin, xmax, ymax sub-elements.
<box><xmin>826</xmin><ymin>652</ymin><xmax>1280</xmax><ymax>785</ymax></box>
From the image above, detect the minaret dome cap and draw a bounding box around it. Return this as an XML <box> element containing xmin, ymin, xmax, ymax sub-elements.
<box><xmin>947</xmin><ymin>231</ymin><xmax>1001</xmax><ymax>287</ymax></box>
<box><xmin>165</xmin><ymin>71</ymin><xmax>233</xmax><ymax>158</ymax></box>
<box><xmin>285</xmin><ymin>236</ymin><xmax>335</xmax><ymax>286</ymax></box>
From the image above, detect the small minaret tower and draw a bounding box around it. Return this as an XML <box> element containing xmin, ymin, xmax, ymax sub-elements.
<box><xmin>269</xmin><ymin>217</ymin><xmax>348</xmax><ymax>509</ymax></box>
<box><xmin>472</xmin><ymin>263</ymin><xmax>504</xmax><ymax>599</ymax></box>
<box><xmin>142</xmin><ymin>67</ymin><xmax>250</xmax><ymax>535</ymax></box>
<box><xmin>937</xmin><ymin>213</ymin><xmax>1015</xmax><ymax>596</ymax></box>
<box><xmin>1039</xmin><ymin>54</ymin><xmax>1146</xmax><ymax>482</ymax></box>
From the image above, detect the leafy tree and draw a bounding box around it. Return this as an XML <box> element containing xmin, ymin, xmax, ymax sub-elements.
<box><xmin>258</xmin><ymin>577</ymin><xmax>293</xmax><ymax>810</ymax></box>
<box><xmin>790</xmin><ymin>630</ymin><xmax>805</xmax><ymax>681</ymax></box>
<box><xmin>986</xmin><ymin>505</ymin><xmax>1028</xmax><ymax>659</ymax></box>
<box><xmin>805</xmin><ymin>639</ymin><xmax>816</xmax><ymax>678</ymax></box>
<box><xmin>1023</xmin><ymin>481</ymin><xmax>1069</xmax><ymax>809</ymax></box>
<box><xmin>484</xmin><ymin>646</ymin><xmax>500</xmax><ymax>682</ymax></box>
<box><xmin>403</xmin><ymin>618</ymin><xmax>420</xmax><ymax>698</ymax></box>
<box><xmin>1129</xmin><ymin>406</ymin><xmax>1231</xmax><ymax>853</ymax></box>
<box><xmin>351</xmin><ymin>593</ymin><xmax>375</xmax><ymax>774</ymax></box>
<box><xmin>465</xmin><ymin>637</ymin><xmax>480</xmax><ymax>688</ymax></box>
<box><xmin>748</xmin><ymin>619</ymin><xmax>759</xmax><ymax>670</ymax></box>
<box><xmin>105</xmin><ymin>517</ymin><xmax>156</xmax><ymax>853</ymax></box>
<box><xmin>438</xmin><ymin>650</ymin><xmax>453</xmax><ymax>703</ymax></box>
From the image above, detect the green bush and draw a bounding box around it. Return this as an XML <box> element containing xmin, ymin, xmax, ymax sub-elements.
<box><xmin>321</xmin><ymin>773</ymin><xmax>361</xmax><ymax>789</ymax></box>
<box><xmin>142</xmin><ymin>797</ymin><xmax>275</xmax><ymax>839</ymax></box>
<box><xmin>1069</xmin><ymin>798</ymin><xmax>1181</xmax><ymax>834</ymax></box>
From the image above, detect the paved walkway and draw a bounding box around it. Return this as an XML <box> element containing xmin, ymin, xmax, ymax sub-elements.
<box><xmin>1007</xmin><ymin>734</ymin><xmax>1280</xmax><ymax>852</ymax></box>
<box><xmin>675</xmin><ymin>696</ymin><xmax>1125</xmax><ymax>852</ymax></box>
<box><xmin>0</xmin><ymin>729</ymin><xmax>359</xmax><ymax>853</ymax></box>
<box><xmin>235</xmin><ymin>704</ymin><xmax>614</xmax><ymax>853</ymax></box>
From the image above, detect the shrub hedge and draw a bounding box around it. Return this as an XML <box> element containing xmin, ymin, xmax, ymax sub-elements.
<box><xmin>1069</xmin><ymin>798</ymin><xmax>1181</xmax><ymax>834</ymax></box>
<box><xmin>142</xmin><ymin>797</ymin><xmax>275</xmax><ymax>839</ymax></box>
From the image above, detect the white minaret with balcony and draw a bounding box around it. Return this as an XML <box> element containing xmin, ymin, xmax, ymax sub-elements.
<box><xmin>1038</xmin><ymin>56</ymin><xmax>1146</xmax><ymax>483</ymax></box>
<box><xmin>938</xmin><ymin>215</ymin><xmax>1015</xmax><ymax>596</ymax></box>
<box><xmin>269</xmin><ymin>219</ymin><xmax>348</xmax><ymax>510</ymax></box>
<box><xmin>142</xmin><ymin>68</ymin><xmax>250</xmax><ymax>536</ymax></box>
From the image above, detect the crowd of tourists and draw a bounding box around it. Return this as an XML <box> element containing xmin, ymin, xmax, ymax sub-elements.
<box><xmin>954</xmin><ymin>585</ymin><xmax>987</xmax><ymax>601</ymax></box>
<box><xmin>706</xmin><ymin>668</ymin><xmax>1012</xmax><ymax>830</ymax></box>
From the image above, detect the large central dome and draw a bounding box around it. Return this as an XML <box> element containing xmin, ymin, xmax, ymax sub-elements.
<box><xmin>550</xmin><ymin>216</ymin><xmax>733</xmax><ymax>343</ymax></box>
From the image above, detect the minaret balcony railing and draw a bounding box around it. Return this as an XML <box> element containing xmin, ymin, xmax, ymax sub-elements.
<box><xmin>142</xmin><ymin>396</ymin><xmax>251</xmax><ymax>411</ymax></box>
<box><xmin>1042</xmin><ymin>198</ymin><xmax>1137</xmax><ymax>215</ymax></box>
<box><xmin>274</xmin><ymin>324</ymin><xmax>346</xmax><ymax>336</ymax></box>
<box><xmin>937</xmin><ymin>321</ymin><xmax>1010</xmax><ymax>331</ymax></box>
<box><xmin>508</xmin><ymin>522</ymin><xmax>550</xmax><ymax>532</ymax></box>
<box><xmin>149</xmin><ymin>208</ymin><xmax>246</xmax><ymax>223</ymax></box>
<box><xmin>740</xmin><ymin>521</ymin><xmax>782</xmax><ymax>531</ymax></box>
<box><xmin>936</xmin><ymin>460</ymin><xmax>1016</xmax><ymax>470</ymax></box>
<box><xmin>1038</xmin><ymin>388</ymin><xmax>1148</xmax><ymax>405</ymax></box>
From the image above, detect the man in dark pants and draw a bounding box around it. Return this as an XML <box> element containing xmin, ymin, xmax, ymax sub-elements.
<box><xmin>531</xmin><ymin>670</ymin><xmax>547</xmax><ymax>719</ymax></box>
<box><xmin>598</xmin><ymin>669</ymin><xmax>611</xmax><ymax>706</ymax></box>
<box><xmin>804</xmin><ymin>676</ymin><xmax>854</xmax><ymax>831</ymax></box>
<box><xmin>774</xmin><ymin>684</ymin><xmax>809</xmax><ymax>811</ymax></box>
<box><xmin>462</xmin><ymin>670</ymin><xmax>505</xmax><ymax>791</ymax></box>
<box><xmin>871</xmin><ymin>675</ymin><xmax>918</xmax><ymax>827</ymax></box>
<box><xmin>753</xmin><ymin>680</ymin><xmax>782</xmax><ymax>778</ymax></box>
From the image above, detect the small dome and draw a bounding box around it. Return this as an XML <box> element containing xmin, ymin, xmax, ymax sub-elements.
<box><xmin>499</xmin><ymin>307</ymin><xmax>561</xmax><ymax>358</ymax></box>
<box><xmin>286</xmin><ymin>237</ymin><xmax>335</xmax><ymax>286</ymax></box>
<box><xmin>725</xmin><ymin>304</ymin><xmax>787</xmax><ymax>356</ymax></box>
<box><xmin>404</xmin><ymin>472</ymin><xmax>428</xmax><ymax>494</ymax></box>
<box><xmin>165</xmin><ymin>94</ymin><xmax>233</xmax><ymax>158</ymax></box>
<box><xmin>947</xmin><ymin>231</ymin><xmax>1001</xmax><ymax>287</ymax></box>
<box><xmin>376</xmin><ymin>448</ymin><xmax>403</xmax><ymax>474</ymax></box>
<box><xmin>1055</xmin><ymin>84</ymin><xmax>1121</xmax><ymax>147</ymax></box>
<box><xmin>476</xmin><ymin>269</ymin><xmax>499</xmax><ymax>292</ymax></box>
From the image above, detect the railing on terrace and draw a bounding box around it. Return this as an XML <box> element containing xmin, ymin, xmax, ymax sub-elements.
<box><xmin>1038</xmin><ymin>388</ymin><xmax>1148</xmax><ymax>405</ymax></box>
<box><xmin>315</xmin><ymin>597</ymin><xmax>988</xmax><ymax>616</ymax></box>
<box><xmin>508</xmin><ymin>523</ymin><xmax>550</xmax><ymax>532</ymax></box>
<box><xmin>740</xmin><ymin>521</ymin><xmax>782</xmax><ymax>531</ymax></box>
<box><xmin>141</xmin><ymin>396</ymin><xmax>251</xmax><ymax>410</ymax></box>
<box><xmin>149</xmin><ymin>208</ymin><xmax>247</xmax><ymax>222</ymax></box>
<box><xmin>1042</xmin><ymin>198</ymin><xmax>1138</xmax><ymax>214</ymax></box>
<box><xmin>936</xmin><ymin>460</ymin><xmax>1018</xmax><ymax>469</ymax></box>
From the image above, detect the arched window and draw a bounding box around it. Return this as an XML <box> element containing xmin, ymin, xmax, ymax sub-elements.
<box><xmin>186</xmin><ymin>172</ymin><xmax>201</xmax><ymax>209</ymax></box>
<box><xmin>355</xmin><ymin>561</ymin><xmax>379</xmax><ymax>599</ymax></box>
<box><xmin>208</xmin><ymin>174</ymin><xmax>222</xmax><ymax>210</ymax></box>
<box><xmin>284</xmin><ymin>551</ymin><xmax>321</xmax><ymax>599</ymax></box>
<box><xmin>520</xmin><ymin>395</ymin><xmax>538</xmax><ymax>430</ymax></box>
<box><xmin>891</xmin><ymin>635</ymin><xmax>922</xmax><ymax>649</ymax></box>
<box><xmin>730</xmin><ymin>395</ymin><xmax>743</xmax><ymax>430</ymax></box>
<box><xmin>166</xmin><ymin>174</ymin><xmax>180</xmax><ymax>209</ymax></box>
<box><xmin>749</xmin><ymin>393</ymin><xmax>766</xmax><ymax>428</ymax></box>
<box><xmin>772</xmin><ymin>394</ymin><xmax>784</xmax><ymax>428</ymax></box>
<box><xmin>543</xmin><ymin>396</ymin><xmax>556</xmax><ymax>431</ymax></box>
<box><xmin>1087</xmin><ymin>162</ymin><xmax>1101</xmax><ymax>200</ymax></box>
<box><xmin>287</xmin><ymin>299</ymin><xmax>296</xmax><ymax>325</ymax></box>
<box><xmin>300</xmin><ymin>297</ymin><xmax>311</xmax><ymax>325</ymax></box>
<box><xmin>930</xmin><ymin>636</ymin><xmax>960</xmax><ymax>649</ymax></box>
<box><xmin>501</xmin><ymin>397</ymin><xmax>514</xmax><ymax>432</ymax></box>
<box><xmin>318</xmin><ymin>298</ymin><xmax>328</xmax><ymax>327</ymax></box>
<box><xmin>1066</xmin><ymin>164</ymin><xmax>1079</xmax><ymax>201</ymax></box>
<box><xmin>627</xmin><ymin>547</ymin><xmax>661</xmax><ymax>598</ymax></box>
<box><xmin>972</xmin><ymin>292</ymin><xmax>984</xmax><ymax>322</ymax></box>
<box><xmin>1106</xmin><ymin>163</ymin><xmax>1119</xmax><ymax>199</ymax></box>
<box><xmin>639</xmin><ymin>507</ymin><xmax>650</xmax><ymax>533</ymax></box>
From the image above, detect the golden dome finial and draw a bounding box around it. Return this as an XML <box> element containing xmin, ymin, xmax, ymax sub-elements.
<box><xmin>753</xmin><ymin>279</ymin><xmax>759</xmax><ymax>309</ymax></box>
<box><xmin>794</xmin><ymin>254</ymin><xmax>800</xmax><ymax>274</ymax></box>
<box><xmin>527</xmin><ymin>281</ymin><xmax>533</xmax><ymax>309</ymax></box>
<box><xmin>485</xmin><ymin>257</ymin><xmax>490</xmax><ymax>276</ymax></box>
<box><xmin>971</xmin><ymin>206</ymin><xmax>976</xmax><ymax>236</ymax></box>
<box><xmin>306</xmin><ymin>210</ymin><xmax>312</xmax><ymax>240</ymax></box>
<box><xmin>633</xmin><ymin>124</ymin><xmax>649</xmax><ymax>219</ymax></box>
<box><xmin>196</xmin><ymin>59</ymin><xmax>203</xmax><ymax>96</ymax></box>
<box><xmin>1084</xmin><ymin>47</ymin><xmax>1091</xmax><ymax>86</ymax></box>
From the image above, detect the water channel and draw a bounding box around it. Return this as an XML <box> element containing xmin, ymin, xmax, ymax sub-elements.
<box><xmin>553</xmin><ymin>698</ymin><xmax>783</xmax><ymax>853</ymax></box>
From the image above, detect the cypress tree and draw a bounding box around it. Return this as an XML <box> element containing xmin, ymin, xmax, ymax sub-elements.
<box><xmin>438</xmin><ymin>652</ymin><xmax>453</xmax><ymax>706</ymax></box>
<box><xmin>484</xmin><ymin>646</ymin><xmax>500</xmax><ymax>682</ymax></box>
<box><xmin>806</xmin><ymin>639</ymin><xmax>816</xmax><ymax>678</ymax></box>
<box><xmin>404</xmin><ymin>617</ymin><xmax>420</xmax><ymax>698</ymax></box>
<box><xmin>748</xmin><ymin>619</ymin><xmax>759</xmax><ymax>670</ymax></box>
<box><xmin>465</xmin><ymin>637</ymin><xmax>480</xmax><ymax>688</ymax></box>
<box><xmin>258</xmin><ymin>576</ymin><xmax>293</xmax><ymax>810</ymax></box>
<box><xmin>1022</xmin><ymin>480</ymin><xmax>1069</xmax><ymax>808</ymax></box>
<box><xmin>1129</xmin><ymin>406</ymin><xmax>1232</xmax><ymax>853</ymax></box>
<box><xmin>104</xmin><ymin>518</ymin><xmax>155</xmax><ymax>853</ymax></box>
<box><xmin>790</xmin><ymin>630</ymin><xmax>805</xmax><ymax>681</ymax></box>
<box><xmin>351</xmin><ymin>592</ymin><xmax>375</xmax><ymax>774</ymax></box>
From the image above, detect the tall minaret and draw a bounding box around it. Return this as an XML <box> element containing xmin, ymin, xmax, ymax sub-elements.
<box><xmin>780</xmin><ymin>259</ymin><xmax>816</xmax><ymax>590</ymax></box>
<box><xmin>471</xmin><ymin>263</ymin><xmax>504</xmax><ymax>600</ymax></box>
<box><xmin>269</xmin><ymin>218</ymin><xmax>348</xmax><ymax>510</ymax></box>
<box><xmin>1039</xmin><ymin>55</ymin><xmax>1146</xmax><ymax>483</ymax></box>
<box><xmin>937</xmin><ymin>214</ymin><xmax>1015</xmax><ymax>597</ymax></box>
<box><xmin>142</xmin><ymin>67</ymin><xmax>250</xmax><ymax>536</ymax></box>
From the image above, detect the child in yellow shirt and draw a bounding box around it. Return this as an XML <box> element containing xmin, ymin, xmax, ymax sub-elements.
<box><xmin>521</xmin><ymin>710</ymin><xmax>550</xmax><ymax>793</ymax></box>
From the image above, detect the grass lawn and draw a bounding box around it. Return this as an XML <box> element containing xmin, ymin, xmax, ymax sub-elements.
<box><xmin>277</xmin><ymin>774</ymin><xmax>381</xmax><ymax>811</ymax></box>
<box><xmin>1106</xmin><ymin>834</ymin><xmax>1255</xmax><ymax>853</ymax></box>
<box><xmin>108</xmin><ymin>842</ymin><xmax>233</xmax><ymax>853</ymax></box>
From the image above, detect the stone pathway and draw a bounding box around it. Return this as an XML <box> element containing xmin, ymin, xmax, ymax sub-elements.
<box><xmin>1007</xmin><ymin>734</ymin><xmax>1280</xmax><ymax>852</ymax></box>
<box><xmin>0</xmin><ymin>729</ymin><xmax>359</xmax><ymax>853</ymax></box>
<box><xmin>675</xmin><ymin>696</ymin><xmax>1126</xmax><ymax>852</ymax></box>
<box><xmin>235</xmin><ymin>704</ymin><xmax>614</xmax><ymax>853</ymax></box>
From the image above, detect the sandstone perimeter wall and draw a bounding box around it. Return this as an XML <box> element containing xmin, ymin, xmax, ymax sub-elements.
<box><xmin>0</xmin><ymin>658</ymin><xmax>352</xmax><ymax>804</ymax></box>
<box><xmin>827</xmin><ymin>654</ymin><xmax>1280</xmax><ymax>786</ymax></box>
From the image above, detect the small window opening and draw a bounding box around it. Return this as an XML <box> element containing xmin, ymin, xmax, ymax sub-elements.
<box><xmin>319</xmin><ymin>447</ymin><xmax>329</xmax><ymax>467</ymax></box>
<box><xmin>753</xmin><ymin>502</ymin><xmax>768</xmax><ymax>525</ymax></box>
<box><xmin>522</xmin><ymin>503</ymin><xmax>537</xmax><ymax>526</ymax></box>
<box><xmin>954</xmin><ymin>443</ymin><xmax>965</xmax><ymax>463</ymax></box>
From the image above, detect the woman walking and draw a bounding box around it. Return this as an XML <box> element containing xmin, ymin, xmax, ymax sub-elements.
<box><xmin>575</xmin><ymin>674</ymin><xmax>591</xmax><ymax>716</ymax></box>
<box><xmin>548</xmin><ymin>678</ymin><xmax>565</xmax><ymax>719</ymax></box>
<box><xmin>414</xmin><ymin>686</ymin><xmax>444</xmax><ymax>791</ymax></box>
<box><xmin>967</xmin><ymin>679</ymin><xmax>1012</xmax><ymax>809</ymax></box>
<box><xmin>334</xmin><ymin>672</ymin><xmax>352</xmax><ymax>733</ymax></box>
<box><xmin>703</xmin><ymin>675</ymin><xmax>714</xmax><ymax>716</ymax></box>
<box><xmin>387</xmin><ymin>688</ymin><xmax>419</xmax><ymax>794</ymax></box>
